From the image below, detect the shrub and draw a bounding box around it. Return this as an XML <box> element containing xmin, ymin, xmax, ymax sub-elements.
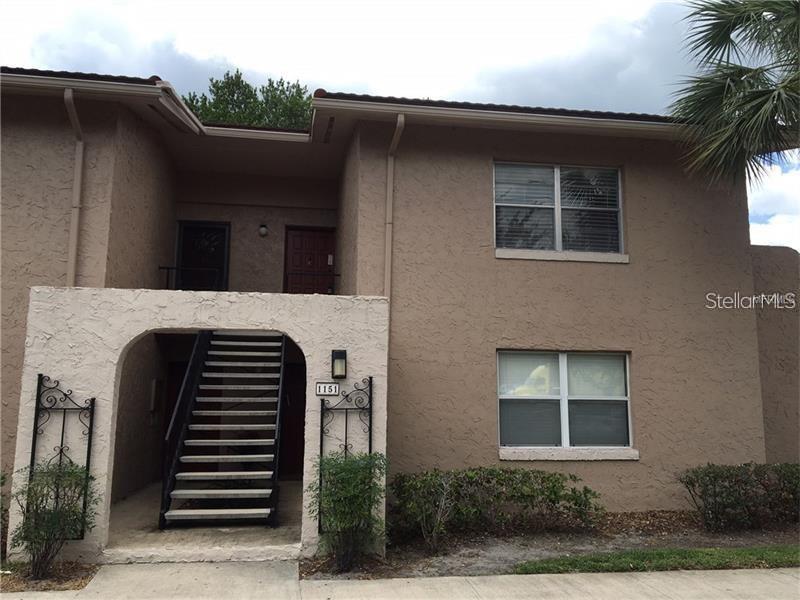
<box><xmin>11</xmin><ymin>462</ymin><xmax>99</xmax><ymax>579</ymax></box>
<box><xmin>307</xmin><ymin>452</ymin><xmax>387</xmax><ymax>572</ymax></box>
<box><xmin>390</xmin><ymin>467</ymin><xmax>602</xmax><ymax>552</ymax></box>
<box><xmin>679</xmin><ymin>463</ymin><xmax>800</xmax><ymax>531</ymax></box>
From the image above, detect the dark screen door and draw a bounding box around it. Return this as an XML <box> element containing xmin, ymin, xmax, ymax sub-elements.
<box><xmin>284</xmin><ymin>228</ymin><xmax>335</xmax><ymax>294</ymax></box>
<box><xmin>176</xmin><ymin>221</ymin><xmax>230</xmax><ymax>291</ymax></box>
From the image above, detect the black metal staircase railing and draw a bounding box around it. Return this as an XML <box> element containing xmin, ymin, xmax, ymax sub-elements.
<box><xmin>268</xmin><ymin>335</ymin><xmax>287</xmax><ymax>526</ymax></box>
<box><xmin>159</xmin><ymin>330</ymin><xmax>212</xmax><ymax>529</ymax></box>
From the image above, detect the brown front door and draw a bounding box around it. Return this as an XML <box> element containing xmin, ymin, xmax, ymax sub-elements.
<box><xmin>284</xmin><ymin>228</ymin><xmax>335</xmax><ymax>294</ymax></box>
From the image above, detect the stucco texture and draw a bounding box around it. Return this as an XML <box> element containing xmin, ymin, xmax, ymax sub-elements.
<box><xmin>348</xmin><ymin>122</ymin><xmax>767</xmax><ymax>511</ymax></box>
<box><xmin>176</xmin><ymin>173</ymin><xmax>337</xmax><ymax>293</ymax></box>
<box><xmin>9</xmin><ymin>287</ymin><xmax>388</xmax><ymax>559</ymax></box>
<box><xmin>104</xmin><ymin>110</ymin><xmax>176</xmax><ymax>289</ymax></box>
<box><xmin>751</xmin><ymin>245</ymin><xmax>800</xmax><ymax>463</ymax></box>
<box><xmin>1</xmin><ymin>95</ymin><xmax>120</xmax><ymax>476</ymax></box>
<box><xmin>111</xmin><ymin>334</ymin><xmax>166</xmax><ymax>503</ymax></box>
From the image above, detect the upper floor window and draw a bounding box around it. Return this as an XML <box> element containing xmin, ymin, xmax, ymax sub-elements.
<box><xmin>494</xmin><ymin>163</ymin><xmax>622</xmax><ymax>254</ymax></box>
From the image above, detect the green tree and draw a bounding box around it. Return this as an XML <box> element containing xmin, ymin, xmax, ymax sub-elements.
<box><xmin>183</xmin><ymin>69</ymin><xmax>312</xmax><ymax>130</ymax></box>
<box><xmin>670</xmin><ymin>0</ymin><xmax>799</xmax><ymax>182</ymax></box>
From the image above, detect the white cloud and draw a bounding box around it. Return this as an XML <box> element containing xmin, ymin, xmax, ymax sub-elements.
<box><xmin>747</xmin><ymin>152</ymin><xmax>800</xmax><ymax>251</ymax></box>
<box><xmin>750</xmin><ymin>214</ymin><xmax>800</xmax><ymax>251</ymax></box>
<box><xmin>2</xmin><ymin>0</ymin><xmax>662</xmax><ymax>98</ymax></box>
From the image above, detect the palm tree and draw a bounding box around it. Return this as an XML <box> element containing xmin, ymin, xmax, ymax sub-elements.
<box><xmin>670</xmin><ymin>0</ymin><xmax>799</xmax><ymax>182</ymax></box>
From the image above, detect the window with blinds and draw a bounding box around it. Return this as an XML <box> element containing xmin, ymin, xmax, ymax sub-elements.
<box><xmin>494</xmin><ymin>163</ymin><xmax>621</xmax><ymax>253</ymax></box>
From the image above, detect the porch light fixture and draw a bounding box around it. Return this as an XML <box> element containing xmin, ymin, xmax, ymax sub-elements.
<box><xmin>331</xmin><ymin>350</ymin><xmax>347</xmax><ymax>379</ymax></box>
<box><xmin>258</xmin><ymin>224</ymin><xmax>268</xmax><ymax>237</ymax></box>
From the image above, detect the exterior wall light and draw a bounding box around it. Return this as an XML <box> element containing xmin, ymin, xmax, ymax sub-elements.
<box><xmin>258</xmin><ymin>224</ymin><xmax>268</xmax><ymax>237</ymax></box>
<box><xmin>331</xmin><ymin>349</ymin><xmax>347</xmax><ymax>379</ymax></box>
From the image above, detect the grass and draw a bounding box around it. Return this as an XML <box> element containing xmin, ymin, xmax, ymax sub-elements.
<box><xmin>515</xmin><ymin>545</ymin><xmax>800</xmax><ymax>575</ymax></box>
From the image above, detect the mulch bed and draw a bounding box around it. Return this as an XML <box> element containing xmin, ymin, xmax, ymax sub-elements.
<box><xmin>0</xmin><ymin>561</ymin><xmax>98</xmax><ymax>593</ymax></box>
<box><xmin>300</xmin><ymin>510</ymin><xmax>800</xmax><ymax>579</ymax></box>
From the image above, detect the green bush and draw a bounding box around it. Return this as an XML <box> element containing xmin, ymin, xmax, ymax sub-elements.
<box><xmin>307</xmin><ymin>452</ymin><xmax>387</xmax><ymax>572</ymax></box>
<box><xmin>679</xmin><ymin>463</ymin><xmax>800</xmax><ymax>531</ymax></box>
<box><xmin>11</xmin><ymin>462</ymin><xmax>99</xmax><ymax>579</ymax></box>
<box><xmin>390</xmin><ymin>467</ymin><xmax>602</xmax><ymax>552</ymax></box>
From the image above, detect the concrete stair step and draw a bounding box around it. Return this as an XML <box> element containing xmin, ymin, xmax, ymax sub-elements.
<box><xmin>211</xmin><ymin>341</ymin><xmax>282</xmax><ymax>347</ymax></box>
<box><xmin>175</xmin><ymin>471</ymin><xmax>273</xmax><ymax>480</ymax></box>
<box><xmin>199</xmin><ymin>385</ymin><xmax>278</xmax><ymax>390</ymax></box>
<box><xmin>170</xmin><ymin>488</ymin><xmax>272</xmax><ymax>499</ymax></box>
<box><xmin>208</xmin><ymin>351</ymin><xmax>282</xmax><ymax>357</ymax></box>
<box><xmin>185</xmin><ymin>439</ymin><xmax>274</xmax><ymax>446</ymax></box>
<box><xmin>164</xmin><ymin>508</ymin><xmax>270</xmax><ymax>521</ymax></box>
<box><xmin>193</xmin><ymin>410</ymin><xmax>276</xmax><ymax>417</ymax></box>
<box><xmin>205</xmin><ymin>362</ymin><xmax>281</xmax><ymax>367</ymax></box>
<box><xmin>180</xmin><ymin>454</ymin><xmax>274</xmax><ymax>463</ymax></box>
<box><xmin>214</xmin><ymin>330</ymin><xmax>282</xmax><ymax>337</ymax></box>
<box><xmin>189</xmin><ymin>424</ymin><xmax>276</xmax><ymax>431</ymax></box>
<box><xmin>202</xmin><ymin>372</ymin><xmax>280</xmax><ymax>378</ymax></box>
<box><xmin>196</xmin><ymin>397</ymin><xmax>277</xmax><ymax>403</ymax></box>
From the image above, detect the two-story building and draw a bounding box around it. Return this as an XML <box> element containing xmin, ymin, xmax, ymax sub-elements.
<box><xmin>2</xmin><ymin>66</ymin><xmax>798</xmax><ymax>563</ymax></box>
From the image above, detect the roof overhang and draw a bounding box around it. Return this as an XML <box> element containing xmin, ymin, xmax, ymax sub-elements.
<box><xmin>311</xmin><ymin>97</ymin><xmax>685</xmax><ymax>143</ymax></box>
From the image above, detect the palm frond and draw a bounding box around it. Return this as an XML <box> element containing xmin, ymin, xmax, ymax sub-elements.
<box><xmin>671</xmin><ymin>63</ymin><xmax>799</xmax><ymax>182</ymax></box>
<box><xmin>684</xmin><ymin>0</ymin><xmax>799</xmax><ymax>66</ymax></box>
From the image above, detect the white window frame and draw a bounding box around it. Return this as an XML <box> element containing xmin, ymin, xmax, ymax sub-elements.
<box><xmin>497</xmin><ymin>351</ymin><xmax>639</xmax><ymax>461</ymax></box>
<box><xmin>493</xmin><ymin>162</ymin><xmax>629</xmax><ymax>263</ymax></box>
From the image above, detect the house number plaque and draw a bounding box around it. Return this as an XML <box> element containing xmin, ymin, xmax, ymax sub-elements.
<box><xmin>316</xmin><ymin>382</ymin><xmax>340</xmax><ymax>396</ymax></box>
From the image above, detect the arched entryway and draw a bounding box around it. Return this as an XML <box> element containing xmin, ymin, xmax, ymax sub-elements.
<box><xmin>8</xmin><ymin>287</ymin><xmax>388</xmax><ymax>561</ymax></box>
<box><xmin>106</xmin><ymin>329</ymin><xmax>307</xmax><ymax>559</ymax></box>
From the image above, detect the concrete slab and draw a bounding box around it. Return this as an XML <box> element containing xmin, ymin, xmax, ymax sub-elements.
<box><xmin>466</xmin><ymin>569</ymin><xmax>800</xmax><ymax>600</ymax></box>
<box><xmin>0</xmin><ymin>593</ymin><xmax>79</xmax><ymax>600</ymax></box>
<box><xmin>102</xmin><ymin>482</ymin><xmax>301</xmax><ymax>563</ymax></box>
<box><xmin>76</xmin><ymin>561</ymin><xmax>299</xmax><ymax>599</ymax></box>
<box><xmin>300</xmin><ymin>575</ymin><xmax>480</xmax><ymax>600</ymax></box>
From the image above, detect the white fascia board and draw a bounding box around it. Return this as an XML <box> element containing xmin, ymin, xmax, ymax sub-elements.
<box><xmin>0</xmin><ymin>73</ymin><xmax>163</xmax><ymax>98</ymax></box>
<box><xmin>313</xmin><ymin>97</ymin><xmax>683</xmax><ymax>139</ymax></box>
<box><xmin>204</xmin><ymin>126</ymin><xmax>310</xmax><ymax>143</ymax></box>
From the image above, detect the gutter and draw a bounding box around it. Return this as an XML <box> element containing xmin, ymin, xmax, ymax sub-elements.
<box><xmin>384</xmin><ymin>114</ymin><xmax>405</xmax><ymax>297</ymax></box>
<box><xmin>63</xmin><ymin>89</ymin><xmax>84</xmax><ymax>286</ymax></box>
<box><xmin>313</xmin><ymin>97</ymin><xmax>682</xmax><ymax>139</ymax></box>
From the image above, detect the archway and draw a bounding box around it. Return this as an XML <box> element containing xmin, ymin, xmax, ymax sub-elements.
<box><xmin>8</xmin><ymin>287</ymin><xmax>388</xmax><ymax>560</ymax></box>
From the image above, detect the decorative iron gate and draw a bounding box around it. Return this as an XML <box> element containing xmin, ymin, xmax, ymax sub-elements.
<box><xmin>318</xmin><ymin>377</ymin><xmax>373</xmax><ymax>534</ymax></box>
<box><xmin>29</xmin><ymin>374</ymin><xmax>96</xmax><ymax>539</ymax></box>
<box><xmin>319</xmin><ymin>376</ymin><xmax>373</xmax><ymax>457</ymax></box>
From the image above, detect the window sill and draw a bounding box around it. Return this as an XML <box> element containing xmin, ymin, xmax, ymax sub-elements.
<box><xmin>499</xmin><ymin>447</ymin><xmax>640</xmax><ymax>461</ymax></box>
<box><xmin>495</xmin><ymin>249</ymin><xmax>629</xmax><ymax>263</ymax></box>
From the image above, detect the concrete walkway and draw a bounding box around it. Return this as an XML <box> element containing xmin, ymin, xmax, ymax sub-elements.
<box><xmin>3</xmin><ymin>564</ymin><xmax>798</xmax><ymax>599</ymax></box>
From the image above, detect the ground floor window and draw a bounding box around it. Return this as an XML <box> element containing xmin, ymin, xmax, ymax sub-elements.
<box><xmin>498</xmin><ymin>351</ymin><xmax>630</xmax><ymax>447</ymax></box>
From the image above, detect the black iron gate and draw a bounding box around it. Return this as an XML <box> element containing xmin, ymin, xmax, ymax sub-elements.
<box><xmin>318</xmin><ymin>377</ymin><xmax>373</xmax><ymax>533</ymax></box>
<box><xmin>29</xmin><ymin>373</ymin><xmax>96</xmax><ymax>539</ymax></box>
<box><xmin>319</xmin><ymin>376</ymin><xmax>373</xmax><ymax>457</ymax></box>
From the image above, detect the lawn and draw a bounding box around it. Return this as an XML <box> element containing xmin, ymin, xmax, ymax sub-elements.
<box><xmin>515</xmin><ymin>545</ymin><xmax>800</xmax><ymax>575</ymax></box>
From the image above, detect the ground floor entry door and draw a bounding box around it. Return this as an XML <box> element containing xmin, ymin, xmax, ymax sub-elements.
<box><xmin>284</xmin><ymin>228</ymin><xmax>336</xmax><ymax>294</ymax></box>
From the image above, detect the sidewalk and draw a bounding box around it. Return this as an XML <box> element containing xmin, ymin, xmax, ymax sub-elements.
<box><xmin>4</xmin><ymin>563</ymin><xmax>799</xmax><ymax>600</ymax></box>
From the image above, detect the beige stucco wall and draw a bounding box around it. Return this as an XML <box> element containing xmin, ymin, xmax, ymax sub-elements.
<box><xmin>110</xmin><ymin>334</ymin><xmax>166</xmax><ymax>502</ymax></box>
<box><xmin>176</xmin><ymin>173</ymin><xmax>337</xmax><ymax>293</ymax></box>
<box><xmin>105</xmin><ymin>110</ymin><xmax>176</xmax><ymax>289</ymax></box>
<box><xmin>349</xmin><ymin>122</ymin><xmax>767</xmax><ymax>511</ymax></box>
<box><xmin>0</xmin><ymin>95</ymin><xmax>120</xmax><ymax>477</ymax></box>
<box><xmin>9</xmin><ymin>287</ymin><xmax>389</xmax><ymax>559</ymax></box>
<box><xmin>751</xmin><ymin>245</ymin><xmax>800</xmax><ymax>463</ymax></box>
<box><xmin>335</xmin><ymin>131</ymin><xmax>361</xmax><ymax>295</ymax></box>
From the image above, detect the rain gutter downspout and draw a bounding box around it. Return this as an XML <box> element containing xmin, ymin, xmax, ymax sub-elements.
<box><xmin>63</xmin><ymin>89</ymin><xmax>84</xmax><ymax>286</ymax></box>
<box><xmin>384</xmin><ymin>113</ymin><xmax>405</xmax><ymax>298</ymax></box>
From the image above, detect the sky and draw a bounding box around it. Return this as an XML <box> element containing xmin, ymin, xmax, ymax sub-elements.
<box><xmin>1</xmin><ymin>0</ymin><xmax>798</xmax><ymax>250</ymax></box>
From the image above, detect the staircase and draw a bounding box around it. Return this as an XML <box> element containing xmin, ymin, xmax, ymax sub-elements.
<box><xmin>159</xmin><ymin>330</ymin><xmax>286</xmax><ymax>528</ymax></box>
